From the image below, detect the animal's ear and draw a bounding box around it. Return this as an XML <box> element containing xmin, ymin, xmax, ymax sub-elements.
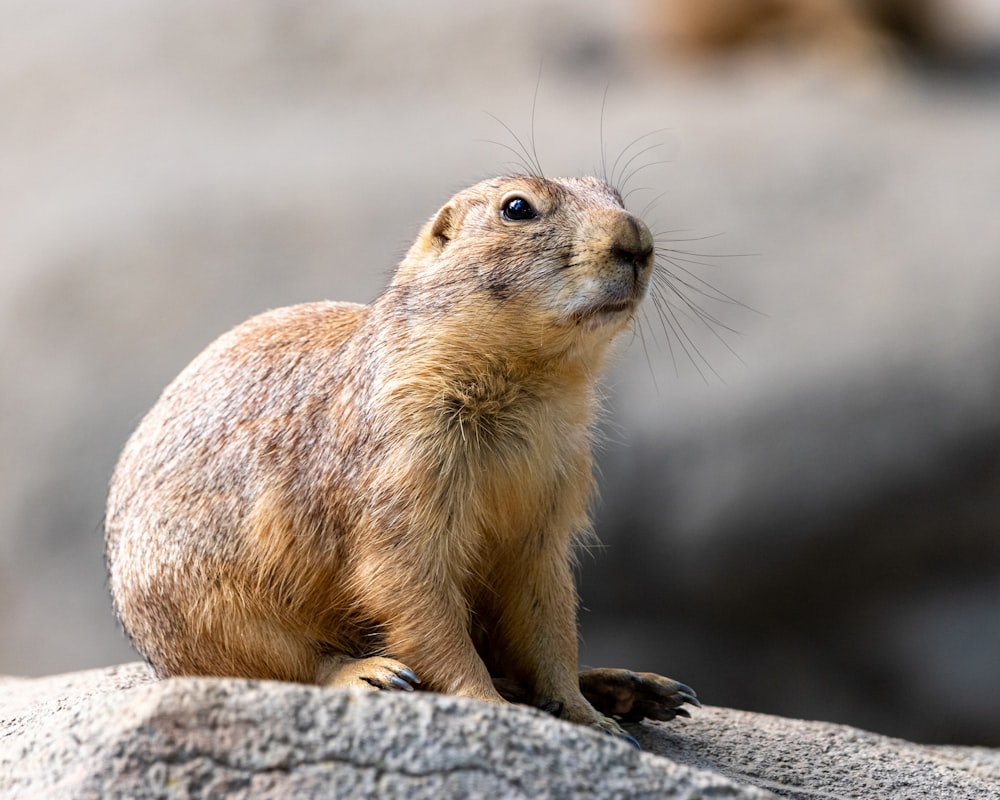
<box><xmin>429</xmin><ymin>204</ymin><xmax>456</xmax><ymax>250</ymax></box>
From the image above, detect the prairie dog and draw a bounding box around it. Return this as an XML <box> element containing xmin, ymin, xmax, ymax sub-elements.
<box><xmin>105</xmin><ymin>174</ymin><xmax>698</xmax><ymax>742</ymax></box>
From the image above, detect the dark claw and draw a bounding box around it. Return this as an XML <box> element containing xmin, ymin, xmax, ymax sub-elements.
<box><xmin>674</xmin><ymin>683</ymin><xmax>701</xmax><ymax>707</ymax></box>
<box><xmin>398</xmin><ymin>667</ymin><xmax>421</xmax><ymax>685</ymax></box>
<box><xmin>540</xmin><ymin>701</ymin><xmax>564</xmax><ymax>717</ymax></box>
<box><xmin>620</xmin><ymin>733</ymin><xmax>641</xmax><ymax>750</ymax></box>
<box><xmin>388</xmin><ymin>675</ymin><xmax>415</xmax><ymax>692</ymax></box>
<box><xmin>673</xmin><ymin>707</ymin><xmax>691</xmax><ymax>718</ymax></box>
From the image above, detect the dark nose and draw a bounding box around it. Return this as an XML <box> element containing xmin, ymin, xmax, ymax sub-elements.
<box><xmin>610</xmin><ymin>212</ymin><xmax>654</xmax><ymax>280</ymax></box>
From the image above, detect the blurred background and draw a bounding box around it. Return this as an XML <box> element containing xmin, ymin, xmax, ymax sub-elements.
<box><xmin>2</xmin><ymin>0</ymin><xmax>999</xmax><ymax>747</ymax></box>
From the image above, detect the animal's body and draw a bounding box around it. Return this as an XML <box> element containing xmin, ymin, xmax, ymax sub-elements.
<box><xmin>105</xmin><ymin>175</ymin><xmax>697</xmax><ymax>741</ymax></box>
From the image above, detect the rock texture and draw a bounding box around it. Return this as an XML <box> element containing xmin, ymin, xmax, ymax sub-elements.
<box><xmin>2</xmin><ymin>664</ymin><xmax>997</xmax><ymax>799</ymax></box>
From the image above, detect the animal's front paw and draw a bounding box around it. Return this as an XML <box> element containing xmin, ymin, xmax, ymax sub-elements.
<box><xmin>579</xmin><ymin>667</ymin><xmax>700</xmax><ymax>723</ymax></box>
<box><xmin>321</xmin><ymin>655</ymin><xmax>422</xmax><ymax>692</ymax></box>
<box><xmin>588</xmin><ymin>711</ymin><xmax>641</xmax><ymax>749</ymax></box>
<box><xmin>551</xmin><ymin>697</ymin><xmax>642</xmax><ymax>749</ymax></box>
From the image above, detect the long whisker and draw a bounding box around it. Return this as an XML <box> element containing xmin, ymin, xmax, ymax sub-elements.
<box><xmin>655</xmin><ymin>253</ymin><xmax>761</xmax><ymax>313</ymax></box>
<box><xmin>656</xmin><ymin>244</ymin><xmax>757</xmax><ymax>258</ymax></box>
<box><xmin>610</xmin><ymin>128</ymin><xmax>670</xmax><ymax>188</ymax></box>
<box><xmin>599</xmin><ymin>82</ymin><xmax>611</xmax><ymax>184</ymax></box>
<box><xmin>615</xmin><ymin>141</ymin><xmax>665</xmax><ymax>185</ymax></box>
<box><xmin>646</xmin><ymin>280</ymin><xmax>690</xmax><ymax>379</ymax></box>
<box><xmin>653</xmin><ymin>231</ymin><xmax>726</xmax><ymax>244</ymax></box>
<box><xmin>621</xmin><ymin>159</ymin><xmax>672</xmax><ymax>197</ymax></box>
<box><xmin>475</xmin><ymin>139</ymin><xmax>534</xmax><ymax>175</ymax></box>
<box><xmin>640</xmin><ymin>191</ymin><xmax>668</xmax><ymax>220</ymax></box>
<box><xmin>528</xmin><ymin>62</ymin><xmax>544</xmax><ymax>179</ymax></box>
<box><xmin>653</xmin><ymin>263</ymin><xmax>744</xmax><ymax>309</ymax></box>
<box><xmin>653</xmin><ymin>266</ymin><xmax>746</xmax><ymax>367</ymax></box>
<box><xmin>653</xmin><ymin>277</ymin><xmax>742</xmax><ymax>335</ymax></box>
<box><xmin>661</xmin><ymin>291</ymin><xmax>724</xmax><ymax>382</ymax></box>
<box><xmin>633</xmin><ymin>315</ymin><xmax>660</xmax><ymax>395</ymax></box>
<box><xmin>484</xmin><ymin>112</ymin><xmax>543</xmax><ymax>179</ymax></box>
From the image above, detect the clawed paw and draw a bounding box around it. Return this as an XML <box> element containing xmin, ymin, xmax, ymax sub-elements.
<box><xmin>322</xmin><ymin>656</ymin><xmax>422</xmax><ymax>692</ymax></box>
<box><xmin>589</xmin><ymin>713</ymin><xmax>641</xmax><ymax>749</ymax></box>
<box><xmin>579</xmin><ymin>667</ymin><xmax>700</xmax><ymax>723</ymax></box>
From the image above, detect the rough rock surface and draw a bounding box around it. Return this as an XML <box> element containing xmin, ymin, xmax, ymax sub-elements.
<box><xmin>2</xmin><ymin>664</ymin><xmax>997</xmax><ymax>800</ymax></box>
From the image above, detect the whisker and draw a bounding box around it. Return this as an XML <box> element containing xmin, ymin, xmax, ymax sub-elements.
<box><xmin>599</xmin><ymin>82</ymin><xmax>611</xmax><ymax>184</ymax></box>
<box><xmin>528</xmin><ymin>62</ymin><xmax>545</xmax><ymax>179</ymax></box>
<box><xmin>659</xmin><ymin>281</ymin><xmax>742</xmax><ymax>340</ymax></box>
<box><xmin>644</xmin><ymin>227</ymin><xmax>760</xmax><ymax>382</ymax></box>
<box><xmin>661</xmin><ymin>292</ymin><xmax>723</xmax><ymax>383</ymax></box>
<box><xmin>653</xmin><ymin>264</ymin><xmax>743</xmax><ymax>309</ymax></box>
<box><xmin>655</xmin><ymin>244</ymin><xmax>756</xmax><ymax>259</ymax></box>
<box><xmin>610</xmin><ymin>128</ymin><xmax>670</xmax><ymax>188</ymax></box>
<box><xmin>646</xmin><ymin>282</ymin><xmax>683</xmax><ymax>378</ymax></box>
<box><xmin>615</xmin><ymin>141</ymin><xmax>664</xmax><ymax>185</ymax></box>
<box><xmin>484</xmin><ymin>112</ymin><xmax>543</xmax><ymax>179</ymax></box>
<box><xmin>622</xmin><ymin>185</ymin><xmax>654</xmax><ymax>204</ymax></box>
<box><xmin>654</xmin><ymin>269</ymin><xmax>747</xmax><ymax>367</ymax></box>
<box><xmin>655</xmin><ymin>252</ymin><xmax>725</xmax><ymax>270</ymax></box>
<box><xmin>668</xmin><ymin>292</ymin><xmax>745</xmax><ymax>367</ymax></box>
<box><xmin>475</xmin><ymin>136</ymin><xmax>536</xmax><ymax>178</ymax></box>
<box><xmin>640</xmin><ymin>191</ymin><xmax>668</xmax><ymax>220</ymax></box>
<box><xmin>655</xmin><ymin>254</ymin><xmax>761</xmax><ymax>313</ymax></box>
<box><xmin>621</xmin><ymin>159</ymin><xmax>672</xmax><ymax>196</ymax></box>
<box><xmin>653</xmin><ymin>231</ymin><xmax>726</xmax><ymax>244</ymax></box>
<box><xmin>654</xmin><ymin>283</ymin><xmax>742</xmax><ymax>337</ymax></box>
<box><xmin>633</xmin><ymin>316</ymin><xmax>660</xmax><ymax>395</ymax></box>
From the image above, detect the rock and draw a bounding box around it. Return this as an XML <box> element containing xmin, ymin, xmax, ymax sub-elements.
<box><xmin>2</xmin><ymin>664</ymin><xmax>997</xmax><ymax>800</ymax></box>
<box><xmin>1</xmin><ymin>664</ymin><xmax>766</xmax><ymax>800</ymax></box>
<box><xmin>639</xmin><ymin>707</ymin><xmax>1000</xmax><ymax>800</ymax></box>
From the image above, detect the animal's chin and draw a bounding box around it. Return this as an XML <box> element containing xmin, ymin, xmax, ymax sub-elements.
<box><xmin>571</xmin><ymin>298</ymin><xmax>637</xmax><ymax>328</ymax></box>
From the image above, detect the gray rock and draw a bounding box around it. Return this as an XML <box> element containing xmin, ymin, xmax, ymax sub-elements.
<box><xmin>639</xmin><ymin>707</ymin><xmax>1000</xmax><ymax>800</ymax></box>
<box><xmin>0</xmin><ymin>664</ymin><xmax>768</xmax><ymax>800</ymax></box>
<box><xmin>2</xmin><ymin>664</ymin><xmax>997</xmax><ymax>799</ymax></box>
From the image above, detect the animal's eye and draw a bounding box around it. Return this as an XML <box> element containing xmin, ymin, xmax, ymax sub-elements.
<box><xmin>501</xmin><ymin>196</ymin><xmax>537</xmax><ymax>222</ymax></box>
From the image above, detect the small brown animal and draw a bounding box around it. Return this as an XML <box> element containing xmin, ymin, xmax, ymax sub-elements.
<box><xmin>105</xmin><ymin>174</ymin><xmax>698</xmax><ymax>744</ymax></box>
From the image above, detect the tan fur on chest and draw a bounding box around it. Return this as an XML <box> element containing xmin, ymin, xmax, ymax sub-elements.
<box><xmin>438</xmin><ymin>372</ymin><xmax>593</xmax><ymax>543</ymax></box>
<box><xmin>355</xmin><ymin>353</ymin><xmax>596</xmax><ymax>582</ymax></box>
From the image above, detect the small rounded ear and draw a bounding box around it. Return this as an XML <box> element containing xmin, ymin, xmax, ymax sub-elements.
<box><xmin>429</xmin><ymin>204</ymin><xmax>456</xmax><ymax>250</ymax></box>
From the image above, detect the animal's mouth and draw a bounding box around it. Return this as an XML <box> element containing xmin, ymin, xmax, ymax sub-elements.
<box><xmin>562</xmin><ymin>266</ymin><xmax>650</xmax><ymax>328</ymax></box>
<box><xmin>572</xmin><ymin>296</ymin><xmax>639</xmax><ymax>325</ymax></box>
<box><xmin>591</xmin><ymin>298</ymin><xmax>635</xmax><ymax>316</ymax></box>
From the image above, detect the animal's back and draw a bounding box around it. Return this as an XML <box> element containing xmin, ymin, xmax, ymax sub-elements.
<box><xmin>105</xmin><ymin>300</ymin><xmax>368</xmax><ymax>679</ymax></box>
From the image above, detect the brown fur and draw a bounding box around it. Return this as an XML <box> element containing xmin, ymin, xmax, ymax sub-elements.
<box><xmin>105</xmin><ymin>175</ymin><xmax>680</xmax><ymax>738</ymax></box>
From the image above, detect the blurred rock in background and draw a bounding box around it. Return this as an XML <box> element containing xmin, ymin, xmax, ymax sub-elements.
<box><xmin>2</xmin><ymin>0</ymin><xmax>998</xmax><ymax>746</ymax></box>
<box><xmin>646</xmin><ymin>0</ymin><xmax>1000</xmax><ymax>69</ymax></box>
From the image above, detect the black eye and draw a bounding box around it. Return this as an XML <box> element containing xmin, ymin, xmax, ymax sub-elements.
<box><xmin>501</xmin><ymin>196</ymin><xmax>537</xmax><ymax>222</ymax></box>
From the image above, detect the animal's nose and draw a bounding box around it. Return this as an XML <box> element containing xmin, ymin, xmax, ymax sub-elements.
<box><xmin>609</xmin><ymin>212</ymin><xmax>654</xmax><ymax>279</ymax></box>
